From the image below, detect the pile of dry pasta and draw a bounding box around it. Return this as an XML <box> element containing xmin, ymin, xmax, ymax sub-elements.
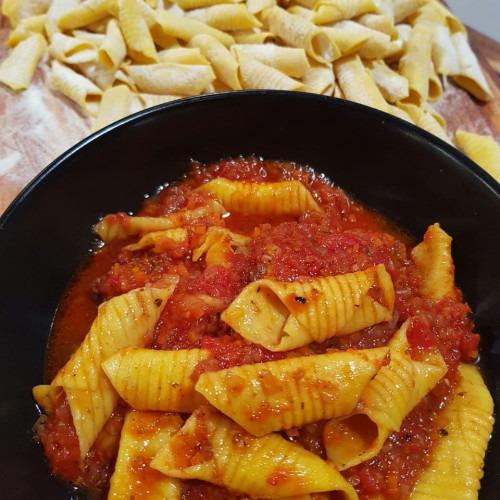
<box><xmin>1</xmin><ymin>0</ymin><xmax>499</xmax><ymax>180</ymax></box>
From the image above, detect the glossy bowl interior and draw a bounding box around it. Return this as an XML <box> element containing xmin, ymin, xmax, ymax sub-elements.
<box><xmin>0</xmin><ymin>91</ymin><xmax>498</xmax><ymax>499</ymax></box>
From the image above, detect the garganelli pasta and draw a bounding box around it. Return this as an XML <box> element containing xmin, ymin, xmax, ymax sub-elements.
<box><xmin>31</xmin><ymin>157</ymin><xmax>493</xmax><ymax>496</ymax></box>
<box><xmin>0</xmin><ymin>0</ymin><xmax>496</xmax><ymax>182</ymax></box>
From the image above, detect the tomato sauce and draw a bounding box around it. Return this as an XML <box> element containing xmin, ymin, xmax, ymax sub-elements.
<box><xmin>40</xmin><ymin>157</ymin><xmax>480</xmax><ymax>499</ymax></box>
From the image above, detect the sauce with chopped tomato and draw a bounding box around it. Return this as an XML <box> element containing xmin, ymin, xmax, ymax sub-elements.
<box><xmin>40</xmin><ymin>157</ymin><xmax>480</xmax><ymax>499</ymax></box>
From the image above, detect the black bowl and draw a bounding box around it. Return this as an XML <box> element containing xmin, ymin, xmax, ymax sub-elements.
<box><xmin>0</xmin><ymin>91</ymin><xmax>498</xmax><ymax>499</ymax></box>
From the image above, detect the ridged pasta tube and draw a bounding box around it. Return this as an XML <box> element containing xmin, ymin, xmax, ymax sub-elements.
<box><xmin>455</xmin><ymin>130</ymin><xmax>500</xmax><ymax>182</ymax></box>
<box><xmin>186</xmin><ymin>4</ymin><xmax>261</xmax><ymax>31</ymax></box>
<box><xmin>392</xmin><ymin>0</ymin><xmax>426</xmax><ymax>24</ymax></box>
<box><xmin>322</xmin><ymin>27</ymin><xmax>369</xmax><ymax>57</ymax></box>
<box><xmin>431</xmin><ymin>24</ymin><xmax>460</xmax><ymax>76</ymax></box>
<box><xmin>263</xmin><ymin>6</ymin><xmax>339</xmax><ymax>63</ymax></box>
<box><xmin>177</xmin><ymin>0</ymin><xmax>242</xmax><ymax>9</ymax></box>
<box><xmin>196</xmin><ymin>178</ymin><xmax>321</xmax><ymax>216</ymax></box>
<box><xmin>125</xmin><ymin>227</ymin><xmax>188</xmax><ymax>252</ymax></box>
<box><xmin>108</xmin><ymin>411</ymin><xmax>182</xmax><ymax>499</ymax></box>
<box><xmin>5</xmin><ymin>13</ymin><xmax>46</xmax><ymax>47</ymax></box>
<box><xmin>312</xmin><ymin>0</ymin><xmax>376</xmax><ymax>25</ymax></box>
<box><xmin>192</xmin><ymin>227</ymin><xmax>250</xmax><ymax>266</ymax></box>
<box><xmin>1</xmin><ymin>0</ymin><xmax>50</xmax><ymax>27</ymax></box>
<box><xmin>411</xmin><ymin>223</ymin><xmax>455</xmax><ymax>301</ymax></box>
<box><xmin>49</xmin><ymin>33</ymin><xmax>96</xmax><ymax>65</ymax></box>
<box><xmin>369</xmin><ymin>60</ymin><xmax>409</xmax><ymax>103</ymax></box>
<box><xmin>410</xmin><ymin>364</ymin><xmax>494</xmax><ymax>499</ymax></box>
<box><xmin>196</xmin><ymin>347</ymin><xmax>388</xmax><ymax>436</ymax></box>
<box><xmin>95</xmin><ymin>84</ymin><xmax>133</xmax><ymax>130</ymax></box>
<box><xmin>58</xmin><ymin>0</ymin><xmax>113</xmax><ymax>31</ymax></box>
<box><xmin>95</xmin><ymin>200</ymin><xmax>226</xmax><ymax>242</ymax></box>
<box><xmin>324</xmin><ymin>320</ymin><xmax>447</xmax><ymax>470</ymax></box>
<box><xmin>0</xmin><ymin>33</ymin><xmax>46</xmax><ymax>91</ymax></box>
<box><xmin>33</xmin><ymin>285</ymin><xmax>177</xmax><ymax>459</ymax></box>
<box><xmin>221</xmin><ymin>264</ymin><xmax>395</xmax><ymax>351</ymax></box>
<box><xmin>98</xmin><ymin>18</ymin><xmax>127</xmax><ymax>70</ymax></box>
<box><xmin>397</xmin><ymin>103</ymin><xmax>451</xmax><ymax>144</ymax></box>
<box><xmin>302</xmin><ymin>64</ymin><xmax>335</xmax><ymax>95</ymax></box>
<box><xmin>102</xmin><ymin>347</ymin><xmax>210</xmax><ymax>412</ymax></box>
<box><xmin>151</xmin><ymin>406</ymin><xmax>358</xmax><ymax>499</ymax></box>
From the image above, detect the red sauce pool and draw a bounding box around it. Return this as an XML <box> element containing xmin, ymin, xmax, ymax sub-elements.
<box><xmin>37</xmin><ymin>157</ymin><xmax>479</xmax><ymax>499</ymax></box>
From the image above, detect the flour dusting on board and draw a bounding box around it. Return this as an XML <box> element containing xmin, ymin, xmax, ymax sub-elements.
<box><xmin>0</xmin><ymin>65</ymin><xmax>90</xmax><ymax>209</ymax></box>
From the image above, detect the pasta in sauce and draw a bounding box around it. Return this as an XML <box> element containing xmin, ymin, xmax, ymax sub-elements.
<box><xmin>33</xmin><ymin>157</ymin><xmax>493</xmax><ymax>499</ymax></box>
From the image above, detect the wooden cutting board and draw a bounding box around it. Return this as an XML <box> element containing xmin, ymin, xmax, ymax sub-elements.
<box><xmin>0</xmin><ymin>16</ymin><xmax>499</xmax><ymax>214</ymax></box>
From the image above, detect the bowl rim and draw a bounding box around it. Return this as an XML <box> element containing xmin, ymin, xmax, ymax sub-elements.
<box><xmin>1</xmin><ymin>90</ymin><xmax>499</xmax><ymax>231</ymax></box>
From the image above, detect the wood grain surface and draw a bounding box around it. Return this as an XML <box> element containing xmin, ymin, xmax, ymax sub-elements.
<box><xmin>0</xmin><ymin>14</ymin><xmax>499</xmax><ymax>215</ymax></box>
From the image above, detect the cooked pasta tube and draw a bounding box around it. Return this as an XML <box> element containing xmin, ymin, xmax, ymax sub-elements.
<box><xmin>95</xmin><ymin>200</ymin><xmax>225</xmax><ymax>242</ymax></box>
<box><xmin>410</xmin><ymin>364</ymin><xmax>494</xmax><ymax>500</ymax></box>
<box><xmin>5</xmin><ymin>13</ymin><xmax>46</xmax><ymax>47</ymax></box>
<box><xmin>302</xmin><ymin>63</ymin><xmax>335</xmax><ymax>95</ymax></box>
<box><xmin>392</xmin><ymin>0</ymin><xmax>426</xmax><ymax>24</ymax></box>
<box><xmin>102</xmin><ymin>347</ymin><xmax>210</xmax><ymax>412</ymax></box>
<box><xmin>455</xmin><ymin>130</ymin><xmax>500</xmax><ymax>182</ymax></box>
<box><xmin>196</xmin><ymin>178</ymin><xmax>321</xmax><ymax>216</ymax></box>
<box><xmin>191</xmin><ymin>34</ymin><xmax>241</xmax><ymax>89</ymax></box>
<box><xmin>58</xmin><ymin>0</ymin><xmax>113</xmax><ymax>31</ymax></box>
<box><xmin>154</xmin><ymin>10</ymin><xmax>235</xmax><ymax>47</ymax></box>
<box><xmin>192</xmin><ymin>227</ymin><xmax>250</xmax><ymax>266</ymax></box>
<box><xmin>399</xmin><ymin>23</ymin><xmax>433</xmax><ymax>105</ymax></box>
<box><xmin>238</xmin><ymin>53</ymin><xmax>303</xmax><ymax>90</ymax></box>
<box><xmin>324</xmin><ymin>320</ymin><xmax>447</xmax><ymax>470</ymax></box>
<box><xmin>334</xmin><ymin>55</ymin><xmax>389</xmax><ymax>112</ymax></box>
<box><xmin>263</xmin><ymin>6</ymin><xmax>339</xmax><ymax>63</ymax></box>
<box><xmin>232</xmin><ymin>44</ymin><xmax>309</xmax><ymax>78</ymax></box>
<box><xmin>411</xmin><ymin>223</ymin><xmax>455</xmax><ymax>301</ymax></box>
<box><xmin>119</xmin><ymin>0</ymin><xmax>158</xmax><ymax>64</ymax></box>
<box><xmin>331</xmin><ymin>21</ymin><xmax>400</xmax><ymax>60</ymax></box>
<box><xmin>151</xmin><ymin>406</ymin><xmax>358</xmax><ymax>499</ymax></box>
<box><xmin>109</xmin><ymin>411</ymin><xmax>182</xmax><ymax>500</ymax></box>
<box><xmin>95</xmin><ymin>84</ymin><xmax>133</xmax><ymax>130</ymax></box>
<box><xmin>97</xmin><ymin>19</ymin><xmax>126</xmax><ymax>69</ymax></box>
<box><xmin>1</xmin><ymin>0</ymin><xmax>50</xmax><ymax>27</ymax></box>
<box><xmin>49</xmin><ymin>33</ymin><xmax>96</xmax><ymax>64</ymax></box>
<box><xmin>0</xmin><ymin>33</ymin><xmax>46</xmax><ymax>91</ymax></box>
<box><xmin>186</xmin><ymin>4</ymin><xmax>261</xmax><ymax>31</ymax></box>
<box><xmin>125</xmin><ymin>62</ymin><xmax>215</xmax><ymax>95</ymax></box>
<box><xmin>451</xmin><ymin>32</ymin><xmax>492</xmax><ymax>102</ymax></box>
<box><xmin>322</xmin><ymin>26</ymin><xmax>369</xmax><ymax>57</ymax></box>
<box><xmin>33</xmin><ymin>286</ymin><xmax>177</xmax><ymax>459</ymax></box>
<box><xmin>397</xmin><ymin>102</ymin><xmax>451</xmax><ymax>144</ymax></box>
<box><xmin>196</xmin><ymin>347</ymin><xmax>388</xmax><ymax>436</ymax></box>
<box><xmin>157</xmin><ymin>46</ymin><xmax>210</xmax><ymax>65</ymax></box>
<box><xmin>125</xmin><ymin>227</ymin><xmax>188</xmax><ymax>252</ymax></box>
<box><xmin>222</xmin><ymin>264</ymin><xmax>395</xmax><ymax>351</ymax></box>
<box><xmin>312</xmin><ymin>0</ymin><xmax>376</xmax><ymax>25</ymax></box>
<box><xmin>49</xmin><ymin>60</ymin><xmax>103</xmax><ymax>115</ymax></box>
<box><xmin>369</xmin><ymin>60</ymin><xmax>409</xmax><ymax>103</ymax></box>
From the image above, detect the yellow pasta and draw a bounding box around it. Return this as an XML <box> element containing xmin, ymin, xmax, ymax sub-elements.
<box><xmin>238</xmin><ymin>53</ymin><xmax>303</xmax><ymax>91</ymax></box>
<box><xmin>137</xmin><ymin>93</ymin><xmax>181</xmax><ymax>109</ymax></box>
<box><xmin>392</xmin><ymin>0</ymin><xmax>426</xmax><ymax>24</ymax></box>
<box><xmin>125</xmin><ymin>227</ymin><xmax>188</xmax><ymax>252</ymax></box>
<box><xmin>369</xmin><ymin>60</ymin><xmax>409</xmax><ymax>103</ymax></box>
<box><xmin>176</xmin><ymin>0</ymin><xmax>242</xmax><ymax>9</ymax></box>
<box><xmin>414</xmin><ymin>0</ymin><xmax>465</xmax><ymax>34</ymax></box>
<box><xmin>154</xmin><ymin>10</ymin><xmax>235</xmax><ymax>47</ymax></box>
<box><xmin>151</xmin><ymin>406</ymin><xmax>358</xmax><ymax>499</ymax></box>
<box><xmin>102</xmin><ymin>347</ymin><xmax>210</xmax><ymax>412</ymax></box>
<box><xmin>125</xmin><ymin>62</ymin><xmax>215</xmax><ymax>95</ymax></box>
<box><xmin>72</xmin><ymin>29</ymin><xmax>106</xmax><ymax>47</ymax></box>
<box><xmin>312</xmin><ymin>0</ymin><xmax>376</xmax><ymax>25</ymax></box>
<box><xmin>431</xmin><ymin>24</ymin><xmax>460</xmax><ymax>76</ymax></box>
<box><xmin>233</xmin><ymin>29</ymin><xmax>275</xmax><ymax>44</ymax></box>
<box><xmin>75</xmin><ymin>59</ymin><xmax>116</xmax><ymax>91</ymax></box>
<box><xmin>95</xmin><ymin>200</ymin><xmax>225</xmax><ymax>242</ymax></box>
<box><xmin>58</xmin><ymin>0</ymin><xmax>113</xmax><ymax>31</ymax></box>
<box><xmin>1</xmin><ymin>0</ymin><xmax>49</xmax><ymax>27</ymax></box>
<box><xmin>263</xmin><ymin>6</ymin><xmax>339</xmax><ymax>64</ymax></box>
<box><xmin>95</xmin><ymin>84</ymin><xmax>134</xmax><ymax>130</ymax></box>
<box><xmin>108</xmin><ymin>411</ymin><xmax>182</xmax><ymax>500</ymax></box>
<box><xmin>45</xmin><ymin>0</ymin><xmax>79</xmax><ymax>38</ymax></box>
<box><xmin>455</xmin><ymin>130</ymin><xmax>500</xmax><ymax>182</ymax></box>
<box><xmin>451</xmin><ymin>32</ymin><xmax>493</xmax><ymax>102</ymax></box>
<box><xmin>158</xmin><ymin>47</ymin><xmax>210</xmax><ymax>65</ymax></box>
<box><xmin>186</xmin><ymin>4</ymin><xmax>261</xmax><ymax>31</ymax></box>
<box><xmin>322</xmin><ymin>27</ymin><xmax>370</xmax><ymax>57</ymax></box>
<box><xmin>302</xmin><ymin>63</ymin><xmax>335</xmax><ymax>95</ymax></box>
<box><xmin>48</xmin><ymin>33</ymin><xmax>96</xmax><ymax>64</ymax></box>
<box><xmin>196</xmin><ymin>178</ymin><xmax>320</xmax><ymax>216</ymax></box>
<box><xmin>411</xmin><ymin>223</ymin><xmax>455</xmax><ymax>301</ymax></box>
<box><xmin>0</xmin><ymin>33</ymin><xmax>46</xmax><ymax>91</ymax></box>
<box><xmin>222</xmin><ymin>264</ymin><xmax>395</xmax><ymax>351</ymax></box>
<box><xmin>33</xmin><ymin>285</ymin><xmax>176</xmax><ymax>458</ymax></box>
<box><xmin>357</xmin><ymin>13</ymin><xmax>395</xmax><ymax>37</ymax></box>
<box><xmin>5</xmin><ymin>13</ymin><xmax>46</xmax><ymax>47</ymax></box>
<box><xmin>324</xmin><ymin>320</ymin><xmax>447</xmax><ymax>470</ymax></box>
<box><xmin>397</xmin><ymin>102</ymin><xmax>451</xmax><ymax>144</ymax></box>
<box><xmin>192</xmin><ymin>227</ymin><xmax>250</xmax><ymax>266</ymax></box>
<box><xmin>410</xmin><ymin>364</ymin><xmax>494</xmax><ymax>500</ymax></box>
<box><xmin>190</xmin><ymin>34</ymin><xmax>241</xmax><ymax>90</ymax></box>
<box><xmin>196</xmin><ymin>347</ymin><xmax>388</xmax><ymax>436</ymax></box>
<box><xmin>428</xmin><ymin>60</ymin><xmax>443</xmax><ymax>101</ymax></box>
<box><xmin>49</xmin><ymin>60</ymin><xmax>103</xmax><ymax>116</ymax></box>
<box><xmin>98</xmin><ymin>18</ymin><xmax>126</xmax><ymax>70</ymax></box>
<box><xmin>334</xmin><ymin>55</ymin><xmax>389</xmax><ymax>112</ymax></box>
<box><xmin>232</xmin><ymin>43</ymin><xmax>310</xmax><ymax>78</ymax></box>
